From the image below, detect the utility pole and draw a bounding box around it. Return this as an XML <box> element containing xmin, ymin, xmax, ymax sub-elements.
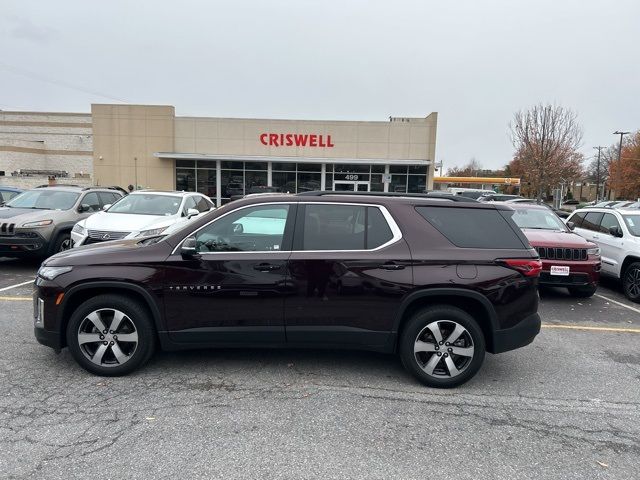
<box><xmin>613</xmin><ymin>131</ymin><xmax>630</xmax><ymax>199</ymax></box>
<box><xmin>593</xmin><ymin>146</ymin><xmax>605</xmax><ymax>201</ymax></box>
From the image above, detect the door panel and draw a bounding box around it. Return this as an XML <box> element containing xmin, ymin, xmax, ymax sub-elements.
<box><xmin>163</xmin><ymin>252</ymin><xmax>291</xmax><ymax>343</ymax></box>
<box><xmin>162</xmin><ymin>203</ymin><xmax>296</xmax><ymax>344</ymax></box>
<box><xmin>598</xmin><ymin>213</ymin><xmax>624</xmax><ymax>276</ymax></box>
<box><xmin>284</xmin><ymin>204</ymin><xmax>412</xmax><ymax>348</ymax></box>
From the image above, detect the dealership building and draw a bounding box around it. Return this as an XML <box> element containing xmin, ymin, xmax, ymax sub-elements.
<box><xmin>1</xmin><ymin>104</ymin><xmax>437</xmax><ymax>206</ymax></box>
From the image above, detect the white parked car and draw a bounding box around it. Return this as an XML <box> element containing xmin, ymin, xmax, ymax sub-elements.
<box><xmin>566</xmin><ymin>207</ymin><xmax>640</xmax><ymax>302</ymax></box>
<box><xmin>71</xmin><ymin>190</ymin><xmax>214</xmax><ymax>247</ymax></box>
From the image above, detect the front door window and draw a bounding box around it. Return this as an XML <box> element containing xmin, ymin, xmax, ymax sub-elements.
<box><xmin>333</xmin><ymin>181</ymin><xmax>370</xmax><ymax>192</ymax></box>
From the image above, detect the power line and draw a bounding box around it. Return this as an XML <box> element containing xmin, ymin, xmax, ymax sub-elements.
<box><xmin>0</xmin><ymin>62</ymin><xmax>128</xmax><ymax>103</ymax></box>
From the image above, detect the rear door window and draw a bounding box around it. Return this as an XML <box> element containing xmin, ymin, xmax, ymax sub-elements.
<box><xmin>416</xmin><ymin>206</ymin><xmax>526</xmax><ymax>249</ymax></box>
<box><xmin>600</xmin><ymin>213</ymin><xmax>621</xmax><ymax>235</ymax></box>
<box><xmin>581</xmin><ymin>212</ymin><xmax>604</xmax><ymax>231</ymax></box>
<box><xmin>568</xmin><ymin>211</ymin><xmax>586</xmax><ymax>227</ymax></box>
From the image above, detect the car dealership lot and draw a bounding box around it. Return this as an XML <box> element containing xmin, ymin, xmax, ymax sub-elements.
<box><xmin>1</xmin><ymin>257</ymin><xmax>639</xmax><ymax>479</ymax></box>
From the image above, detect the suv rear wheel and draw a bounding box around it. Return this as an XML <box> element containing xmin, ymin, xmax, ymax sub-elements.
<box><xmin>399</xmin><ymin>306</ymin><xmax>485</xmax><ymax>388</ymax></box>
<box><xmin>622</xmin><ymin>262</ymin><xmax>640</xmax><ymax>303</ymax></box>
<box><xmin>66</xmin><ymin>295</ymin><xmax>156</xmax><ymax>376</ymax></box>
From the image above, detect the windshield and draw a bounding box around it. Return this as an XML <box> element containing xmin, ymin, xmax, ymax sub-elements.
<box><xmin>510</xmin><ymin>208</ymin><xmax>567</xmax><ymax>231</ymax></box>
<box><xmin>107</xmin><ymin>194</ymin><xmax>182</xmax><ymax>215</ymax></box>
<box><xmin>622</xmin><ymin>215</ymin><xmax>640</xmax><ymax>237</ymax></box>
<box><xmin>6</xmin><ymin>190</ymin><xmax>80</xmax><ymax>210</ymax></box>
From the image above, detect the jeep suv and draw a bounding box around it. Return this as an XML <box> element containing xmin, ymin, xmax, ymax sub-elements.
<box><xmin>33</xmin><ymin>192</ymin><xmax>542</xmax><ymax>388</ymax></box>
<box><xmin>0</xmin><ymin>185</ymin><xmax>124</xmax><ymax>258</ymax></box>
<box><xmin>566</xmin><ymin>207</ymin><xmax>640</xmax><ymax>302</ymax></box>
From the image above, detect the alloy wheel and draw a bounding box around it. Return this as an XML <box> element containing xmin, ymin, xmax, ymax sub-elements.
<box><xmin>58</xmin><ymin>238</ymin><xmax>73</xmax><ymax>252</ymax></box>
<box><xmin>77</xmin><ymin>309</ymin><xmax>139</xmax><ymax>367</ymax></box>
<box><xmin>625</xmin><ymin>267</ymin><xmax>640</xmax><ymax>298</ymax></box>
<box><xmin>413</xmin><ymin>320</ymin><xmax>475</xmax><ymax>378</ymax></box>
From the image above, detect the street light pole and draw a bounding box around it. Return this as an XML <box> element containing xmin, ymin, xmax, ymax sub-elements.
<box><xmin>593</xmin><ymin>146</ymin><xmax>604</xmax><ymax>201</ymax></box>
<box><xmin>613</xmin><ymin>131</ymin><xmax>630</xmax><ymax>199</ymax></box>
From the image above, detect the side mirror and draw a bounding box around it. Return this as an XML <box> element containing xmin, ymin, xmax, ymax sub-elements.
<box><xmin>566</xmin><ymin>221</ymin><xmax>575</xmax><ymax>231</ymax></box>
<box><xmin>609</xmin><ymin>226</ymin><xmax>623</xmax><ymax>237</ymax></box>
<box><xmin>180</xmin><ymin>236</ymin><xmax>199</xmax><ymax>258</ymax></box>
<box><xmin>103</xmin><ymin>204</ymin><xmax>112</xmax><ymax>211</ymax></box>
<box><xmin>232</xmin><ymin>223</ymin><xmax>244</xmax><ymax>234</ymax></box>
<box><xmin>78</xmin><ymin>204</ymin><xmax>90</xmax><ymax>213</ymax></box>
<box><xmin>186</xmin><ymin>208</ymin><xmax>199</xmax><ymax>219</ymax></box>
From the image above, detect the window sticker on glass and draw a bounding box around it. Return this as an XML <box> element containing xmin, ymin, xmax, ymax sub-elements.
<box><xmin>273</xmin><ymin>245</ymin><xmax>280</xmax><ymax>250</ymax></box>
<box><xmin>628</xmin><ymin>218</ymin><xmax>635</xmax><ymax>227</ymax></box>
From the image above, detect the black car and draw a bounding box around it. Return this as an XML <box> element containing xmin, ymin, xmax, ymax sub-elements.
<box><xmin>34</xmin><ymin>191</ymin><xmax>541</xmax><ymax>388</ymax></box>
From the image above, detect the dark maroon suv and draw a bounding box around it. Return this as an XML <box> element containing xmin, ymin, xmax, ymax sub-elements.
<box><xmin>33</xmin><ymin>192</ymin><xmax>542</xmax><ymax>388</ymax></box>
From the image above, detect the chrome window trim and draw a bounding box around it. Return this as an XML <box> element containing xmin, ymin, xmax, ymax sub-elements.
<box><xmin>170</xmin><ymin>201</ymin><xmax>403</xmax><ymax>256</ymax></box>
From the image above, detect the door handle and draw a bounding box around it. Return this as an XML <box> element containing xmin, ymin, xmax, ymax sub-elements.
<box><xmin>592</xmin><ymin>234</ymin><xmax>599</xmax><ymax>239</ymax></box>
<box><xmin>379</xmin><ymin>263</ymin><xmax>405</xmax><ymax>271</ymax></box>
<box><xmin>253</xmin><ymin>263</ymin><xmax>281</xmax><ymax>272</ymax></box>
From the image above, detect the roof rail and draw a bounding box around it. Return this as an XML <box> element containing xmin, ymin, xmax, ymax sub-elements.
<box><xmin>35</xmin><ymin>184</ymin><xmax>81</xmax><ymax>188</ymax></box>
<box><xmin>296</xmin><ymin>190</ymin><xmax>478</xmax><ymax>202</ymax></box>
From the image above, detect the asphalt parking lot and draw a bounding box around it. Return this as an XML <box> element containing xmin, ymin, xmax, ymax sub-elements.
<box><xmin>1</xmin><ymin>257</ymin><xmax>639</xmax><ymax>479</ymax></box>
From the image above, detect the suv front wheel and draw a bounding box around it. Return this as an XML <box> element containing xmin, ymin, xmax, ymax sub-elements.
<box><xmin>399</xmin><ymin>305</ymin><xmax>485</xmax><ymax>388</ymax></box>
<box><xmin>66</xmin><ymin>295</ymin><xmax>156</xmax><ymax>376</ymax></box>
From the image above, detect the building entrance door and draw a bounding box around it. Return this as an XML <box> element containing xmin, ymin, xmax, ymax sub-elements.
<box><xmin>333</xmin><ymin>181</ymin><xmax>370</xmax><ymax>192</ymax></box>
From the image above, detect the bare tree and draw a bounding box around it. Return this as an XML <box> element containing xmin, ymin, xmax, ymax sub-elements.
<box><xmin>447</xmin><ymin>158</ymin><xmax>483</xmax><ymax>177</ymax></box>
<box><xmin>510</xmin><ymin>104</ymin><xmax>583</xmax><ymax>201</ymax></box>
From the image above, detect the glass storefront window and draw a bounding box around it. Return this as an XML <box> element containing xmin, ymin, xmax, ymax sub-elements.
<box><xmin>272</xmin><ymin>171</ymin><xmax>297</xmax><ymax>193</ymax></box>
<box><xmin>390</xmin><ymin>165</ymin><xmax>408</xmax><ymax>174</ymax></box>
<box><xmin>297</xmin><ymin>163</ymin><xmax>321</xmax><ymax>172</ymax></box>
<box><xmin>176</xmin><ymin>168</ymin><xmax>195</xmax><ymax>192</ymax></box>
<box><xmin>245</xmin><ymin>171</ymin><xmax>268</xmax><ymax>193</ymax></box>
<box><xmin>221</xmin><ymin>170</ymin><xmax>244</xmax><ymax>199</ymax></box>
<box><xmin>334</xmin><ymin>164</ymin><xmax>370</xmax><ymax>174</ymax></box>
<box><xmin>176</xmin><ymin>160</ymin><xmax>196</xmax><ymax>168</ymax></box>
<box><xmin>221</xmin><ymin>161</ymin><xmax>244</xmax><ymax>170</ymax></box>
<box><xmin>243</xmin><ymin>162</ymin><xmax>267</xmax><ymax>171</ymax></box>
<box><xmin>272</xmin><ymin>162</ymin><xmax>297</xmax><ymax>171</ymax></box>
<box><xmin>297</xmin><ymin>172</ymin><xmax>321</xmax><ymax>192</ymax></box>
<box><xmin>371</xmin><ymin>165</ymin><xmax>385</xmax><ymax>173</ymax></box>
<box><xmin>370</xmin><ymin>174</ymin><xmax>384</xmax><ymax>192</ymax></box>
<box><xmin>408</xmin><ymin>165</ymin><xmax>427</xmax><ymax>174</ymax></box>
<box><xmin>196</xmin><ymin>169</ymin><xmax>217</xmax><ymax>198</ymax></box>
<box><xmin>407</xmin><ymin>175</ymin><xmax>426</xmax><ymax>193</ymax></box>
<box><xmin>390</xmin><ymin>174</ymin><xmax>407</xmax><ymax>193</ymax></box>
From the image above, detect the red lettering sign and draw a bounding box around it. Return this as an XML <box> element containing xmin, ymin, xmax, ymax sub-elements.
<box><xmin>260</xmin><ymin>133</ymin><xmax>334</xmax><ymax>148</ymax></box>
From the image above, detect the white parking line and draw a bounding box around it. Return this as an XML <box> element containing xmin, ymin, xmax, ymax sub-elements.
<box><xmin>0</xmin><ymin>280</ymin><xmax>34</xmax><ymax>292</ymax></box>
<box><xmin>594</xmin><ymin>293</ymin><xmax>640</xmax><ymax>315</ymax></box>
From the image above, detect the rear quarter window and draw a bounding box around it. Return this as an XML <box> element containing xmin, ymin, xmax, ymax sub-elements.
<box><xmin>416</xmin><ymin>206</ymin><xmax>527</xmax><ymax>249</ymax></box>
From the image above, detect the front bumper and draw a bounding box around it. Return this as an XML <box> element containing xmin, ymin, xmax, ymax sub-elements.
<box><xmin>491</xmin><ymin>312</ymin><xmax>541</xmax><ymax>354</ymax></box>
<box><xmin>34</xmin><ymin>326</ymin><xmax>62</xmax><ymax>351</ymax></box>
<box><xmin>0</xmin><ymin>232</ymin><xmax>48</xmax><ymax>256</ymax></box>
<box><xmin>538</xmin><ymin>259</ymin><xmax>600</xmax><ymax>288</ymax></box>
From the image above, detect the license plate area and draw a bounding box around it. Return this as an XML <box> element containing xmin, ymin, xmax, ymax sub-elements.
<box><xmin>550</xmin><ymin>265</ymin><xmax>570</xmax><ymax>276</ymax></box>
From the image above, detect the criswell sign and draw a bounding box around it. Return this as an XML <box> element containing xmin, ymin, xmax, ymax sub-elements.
<box><xmin>260</xmin><ymin>133</ymin><xmax>334</xmax><ymax>147</ymax></box>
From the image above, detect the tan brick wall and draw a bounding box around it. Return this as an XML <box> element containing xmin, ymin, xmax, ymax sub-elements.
<box><xmin>92</xmin><ymin>104</ymin><xmax>175</xmax><ymax>190</ymax></box>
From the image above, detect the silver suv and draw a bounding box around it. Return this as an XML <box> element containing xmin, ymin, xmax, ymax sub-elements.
<box><xmin>0</xmin><ymin>185</ymin><xmax>124</xmax><ymax>259</ymax></box>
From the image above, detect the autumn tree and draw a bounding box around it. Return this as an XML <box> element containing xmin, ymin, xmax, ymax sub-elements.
<box><xmin>510</xmin><ymin>104</ymin><xmax>584</xmax><ymax>201</ymax></box>
<box><xmin>447</xmin><ymin>158</ymin><xmax>483</xmax><ymax>177</ymax></box>
<box><xmin>608</xmin><ymin>131</ymin><xmax>640</xmax><ymax>199</ymax></box>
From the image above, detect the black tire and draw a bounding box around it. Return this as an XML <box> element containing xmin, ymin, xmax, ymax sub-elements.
<box><xmin>622</xmin><ymin>262</ymin><xmax>640</xmax><ymax>303</ymax></box>
<box><xmin>399</xmin><ymin>305</ymin><xmax>485</xmax><ymax>388</ymax></box>
<box><xmin>52</xmin><ymin>232</ymin><xmax>73</xmax><ymax>254</ymax></box>
<box><xmin>568</xmin><ymin>285</ymin><xmax>598</xmax><ymax>298</ymax></box>
<box><xmin>66</xmin><ymin>294</ymin><xmax>156</xmax><ymax>376</ymax></box>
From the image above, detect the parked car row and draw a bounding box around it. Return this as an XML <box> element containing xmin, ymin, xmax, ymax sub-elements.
<box><xmin>0</xmin><ymin>185</ymin><xmax>214</xmax><ymax>258</ymax></box>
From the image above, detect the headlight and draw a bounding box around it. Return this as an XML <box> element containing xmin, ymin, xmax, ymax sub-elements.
<box><xmin>587</xmin><ymin>247</ymin><xmax>601</xmax><ymax>256</ymax></box>
<box><xmin>136</xmin><ymin>226</ymin><xmax>168</xmax><ymax>237</ymax></box>
<box><xmin>72</xmin><ymin>223</ymin><xmax>86</xmax><ymax>235</ymax></box>
<box><xmin>37</xmin><ymin>266</ymin><xmax>73</xmax><ymax>281</ymax></box>
<box><xmin>22</xmin><ymin>219</ymin><xmax>53</xmax><ymax>228</ymax></box>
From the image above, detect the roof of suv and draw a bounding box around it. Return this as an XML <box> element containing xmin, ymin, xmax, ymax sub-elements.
<box><xmin>225</xmin><ymin>191</ymin><xmax>516</xmax><ymax>211</ymax></box>
<box><xmin>33</xmin><ymin>185</ymin><xmax>123</xmax><ymax>193</ymax></box>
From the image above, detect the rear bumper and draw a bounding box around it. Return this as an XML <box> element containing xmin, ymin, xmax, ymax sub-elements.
<box><xmin>491</xmin><ymin>312</ymin><xmax>541</xmax><ymax>354</ymax></box>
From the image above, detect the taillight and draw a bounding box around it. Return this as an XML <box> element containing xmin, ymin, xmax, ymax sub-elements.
<box><xmin>499</xmin><ymin>259</ymin><xmax>543</xmax><ymax>277</ymax></box>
